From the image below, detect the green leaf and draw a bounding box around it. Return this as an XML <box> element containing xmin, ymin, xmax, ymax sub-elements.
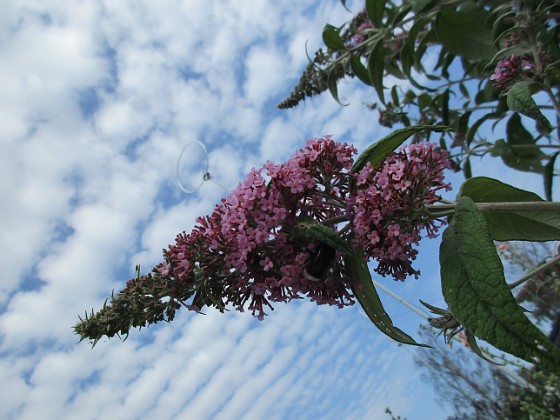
<box><xmin>456</xmin><ymin>111</ymin><xmax>472</xmax><ymax>136</ymax></box>
<box><xmin>419</xmin><ymin>299</ymin><xmax>448</xmax><ymax>316</ymax></box>
<box><xmin>435</xmin><ymin>9</ymin><xmax>496</xmax><ymax>61</ymax></box>
<box><xmin>400</xmin><ymin>40</ymin><xmax>414</xmax><ymax>79</ymax></box>
<box><xmin>501</xmin><ymin>113</ymin><xmax>546</xmax><ymax>172</ymax></box>
<box><xmin>391</xmin><ymin>85</ymin><xmax>399</xmax><ymax>107</ymax></box>
<box><xmin>491</xmin><ymin>139</ymin><xmax>544</xmax><ymax>174</ymax></box>
<box><xmin>544</xmin><ymin>152</ymin><xmax>559</xmax><ymax>201</ymax></box>
<box><xmin>412</xmin><ymin>0</ymin><xmax>436</xmax><ymax>13</ymax></box>
<box><xmin>352</xmin><ymin>125</ymin><xmax>451</xmax><ymax>173</ymax></box>
<box><xmin>403</xmin><ymin>15</ymin><xmax>430</xmax><ymax>75</ymax></box>
<box><xmin>459</xmin><ymin>82</ymin><xmax>470</xmax><ymax>99</ymax></box>
<box><xmin>441</xmin><ymin>89</ymin><xmax>450</xmax><ymax>125</ymax></box>
<box><xmin>466</xmin><ymin>112</ymin><xmax>500</xmax><ymax>145</ymax></box>
<box><xmin>390</xmin><ymin>4</ymin><xmax>411</xmax><ymax>29</ymax></box>
<box><xmin>339</xmin><ymin>0</ymin><xmax>350</xmax><ymax>11</ymax></box>
<box><xmin>367</xmin><ymin>39</ymin><xmax>386</xmax><ymax>104</ymax></box>
<box><xmin>293</xmin><ymin>219</ymin><xmax>353</xmax><ymax>255</ymax></box>
<box><xmin>464</xmin><ymin>330</ymin><xmax>501</xmax><ymax>365</ymax></box>
<box><xmin>463</xmin><ymin>157</ymin><xmax>472</xmax><ymax>179</ymax></box>
<box><xmin>475</xmin><ymin>80</ymin><xmax>500</xmax><ymax>105</ymax></box>
<box><xmin>350</xmin><ymin>55</ymin><xmax>372</xmax><ymax>86</ymax></box>
<box><xmin>506</xmin><ymin>81</ymin><xmax>552</xmax><ymax>132</ymax></box>
<box><xmin>365</xmin><ymin>0</ymin><xmax>386</xmax><ymax>28</ymax></box>
<box><xmin>440</xmin><ymin>196</ymin><xmax>560</xmax><ymax>373</ymax></box>
<box><xmin>417</xmin><ymin>93</ymin><xmax>431</xmax><ymax>110</ymax></box>
<box><xmin>458</xmin><ymin>177</ymin><xmax>560</xmax><ymax>241</ymax></box>
<box><xmin>327</xmin><ymin>67</ymin><xmax>347</xmax><ymax>106</ymax></box>
<box><xmin>322</xmin><ymin>24</ymin><xmax>345</xmax><ymax>51</ymax></box>
<box><xmin>545</xmin><ymin>60</ymin><xmax>560</xmax><ymax>85</ymax></box>
<box><xmin>492</xmin><ymin>10</ymin><xmax>515</xmax><ymax>46</ymax></box>
<box><xmin>345</xmin><ymin>253</ymin><xmax>426</xmax><ymax>346</ymax></box>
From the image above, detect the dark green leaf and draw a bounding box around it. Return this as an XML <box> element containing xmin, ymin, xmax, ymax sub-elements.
<box><xmin>435</xmin><ymin>9</ymin><xmax>496</xmax><ymax>61</ymax></box>
<box><xmin>456</xmin><ymin>111</ymin><xmax>472</xmax><ymax>135</ymax></box>
<box><xmin>352</xmin><ymin>125</ymin><xmax>451</xmax><ymax>173</ymax></box>
<box><xmin>403</xmin><ymin>90</ymin><xmax>416</xmax><ymax>104</ymax></box>
<box><xmin>545</xmin><ymin>60</ymin><xmax>560</xmax><ymax>85</ymax></box>
<box><xmin>327</xmin><ymin>67</ymin><xmax>347</xmax><ymax>106</ymax></box>
<box><xmin>400</xmin><ymin>40</ymin><xmax>414</xmax><ymax>78</ymax></box>
<box><xmin>322</xmin><ymin>24</ymin><xmax>345</xmax><ymax>51</ymax></box>
<box><xmin>345</xmin><ymin>253</ymin><xmax>425</xmax><ymax>346</ymax></box>
<box><xmin>440</xmin><ymin>196</ymin><xmax>560</xmax><ymax>372</ymax></box>
<box><xmin>463</xmin><ymin>157</ymin><xmax>472</xmax><ymax>179</ymax></box>
<box><xmin>441</xmin><ymin>89</ymin><xmax>450</xmax><ymax>125</ymax></box>
<box><xmin>475</xmin><ymin>80</ymin><xmax>500</xmax><ymax>105</ymax></box>
<box><xmin>544</xmin><ymin>152</ymin><xmax>559</xmax><ymax>201</ymax></box>
<box><xmin>415</xmin><ymin>28</ymin><xmax>437</xmax><ymax>72</ymax></box>
<box><xmin>491</xmin><ymin>139</ymin><xmax>544</xmax><ymax>174</ymax></box>
<box><xmin>506</xmin><ymin>81</ymin><xmax>551</xmax><ymax>132</ymax></box>
<box><xmin>464</xmin><ymin>330</ymin><xmax>501</xmax><ymax>365</ymax></box>
<box><xmin>492</xmin><ymin>10</ymin><xmax>515</xmax><ymax>46</ymax></box>
<box><xmin>466</xmin><ymin>113</ymin><xmax>499</xmax><ymax>145</ymax></box>
<box><xmin>439</xmin><ymin>137</ymin><xmax>447</xmax><ymax>151</ymax></box>
<box><xmin>458</xmin><ymin>177</ymin><xmax>560</xmax><ymax>240</ymax></box>
<box><xmin>412</xmin><ymin>0</ymin><xmax>436</xmax><ymax>13</ymax></box>
<box><xmin>500</xmin><ymin>113</ymin><xmax>546</xmax><ymax>173</ymax></box>
<box><xmin>365</xmin><ymin>0</ymin><xmax>387</xmax><ymax>28</ymax></box>
<box><xmin>404</xmin><ymin>15</ymin><xmax>430</xmax><ymax>76</ymax></box>
<box><xmin>419</xmin><ymin>299</ymin><xmax>448</xmax><ymax>316</ymax></box>
<box><xmin>459</xmin><ymin>82</ymin><xmax>470</xmax><ymax>99</ymax></box>
<box><xmin>402</xmin><ymin>114</ymin><xmax>411</xmax><ymax>126</ymax></box>
<box><xmin>367</xmin><ymin>39</ymin><xmax>386</xmax><ymax>104</ymax></box>
<box><xmin>350</xmin><ymin>55</ymin><xmax>372</xmax><ymax>86</ymax></box>
<box><xmin>417</xmin><ymin>93</ymin><xmax>431</xmax><ymax>110</ymax></box>
<box><xmin>391</xmin><ymin>85</ymin><xmax>399</xmax><ymax>107</ymax></box>
<box><xmin>390</xmin><ymin>4</ymin><xmax>411</xmax><ymax>28</ymax></box>
<box><xmin>385</xmin><ymin>60</ymin><xmax>406</xmax><ymax>80</ymax></box>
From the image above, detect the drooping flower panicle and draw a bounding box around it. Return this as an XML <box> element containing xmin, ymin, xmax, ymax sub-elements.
<box><xmin>74</xmin><ymin>137</ymin><xmax>452</xmax><ymax>343</ymax></box>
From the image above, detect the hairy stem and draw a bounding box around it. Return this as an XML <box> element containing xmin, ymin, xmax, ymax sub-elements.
<box><xmin>508</xmin><ymin>253</ymin><xmax>560</xmax><ymax>289</ymax></box>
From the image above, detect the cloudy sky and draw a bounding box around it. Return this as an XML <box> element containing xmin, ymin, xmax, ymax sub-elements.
<box><xmin>3</xmin><ymin>0</ymin><xmax>544</xmax><ymax>419</ymax></box>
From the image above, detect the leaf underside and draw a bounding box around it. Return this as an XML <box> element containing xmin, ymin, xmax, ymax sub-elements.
<box><xmin>440</xmin><ymin>196</ymin><xmax>560</xmax><ymax>373</ymax></box>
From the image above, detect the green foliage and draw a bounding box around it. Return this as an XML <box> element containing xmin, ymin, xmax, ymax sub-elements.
<box><xmin>435</xmin><ymin>8</ymin><xmax>496</xmax><ymax>61</ymax></box>
<box><xmin>345</xmin><ymin>252</ymin><xmax>425</xmax><ymax>346</ymax></box>
<box><xmin>279</xmin><ymin>0</ymin><xmax>559</xmax><ymax>188</ymax></box>
<box><xmin>352</xmin><ymin>125</ymin><xmax>450</xmax><ymax>172</ymax></box>
<box><xmin>506</xmin><ymin>81</ymin><xmax>552</xmax><ymax>132</ymax></box>
<box><xmin>278</xmin><ymin>1</ymin><xmax>560</xmax><ymax>368</ymax></box>
<box><xmin>440</xmin><ymin>196</ymin><xmax>560</xmax><ymax>373</ymax></box>
<box><xmin>322</xmin><ymin>24</ymin><xmax>346</xmax><ymax>51</ymax></box>
<box><xmin>459</xmin><ymin>177</ymin><xmax>560</xmax><ymax>241</ymax></box>
<box><xmin>489</xmin><ymin>112</ymin><xmax>547</xmax><ymax>174</ymax></box>
<box><xmin>365</xmin><ymin>0</ymin><xmax>386</xmax><ymax>28</ymax></box>
<box><xmin>367</xmin><ymin>39</ymin><xmax>387</xmax><ymax>104</ymax></box>
<box><xmin>415</xmin><ymin>326</ymin><xmax>560</xmax><ymax>419</ymax></box>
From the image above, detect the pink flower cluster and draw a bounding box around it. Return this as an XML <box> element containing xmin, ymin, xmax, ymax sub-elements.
<box><xmin>158</xmin><ymin>137</ymin><xmax>357</xmax><ymax>319</ymax></box>
<box><xmin>347</xmin><ymin>10</ymin><xmax>373</xmax><ymax>48</ymax></box>
<box><xmin>142</xmin><ymin>138</ymin><xmax>451</xmax><ymax>320</ymax></box>
<box><xmin>347</xmin><ymin>143</ymin><xmax>452</xmax><ymax>280</ymax></box>
<box><xmin>490</xmin><ymin>54</ymin><xmax>535</xmax><ymax>89</ymax></box>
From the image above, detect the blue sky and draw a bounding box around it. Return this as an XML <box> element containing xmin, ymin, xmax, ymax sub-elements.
<box><xmin>1</xmin><ymin>1</ymin><xmax>549</xmax><ymax>419</ymax></box>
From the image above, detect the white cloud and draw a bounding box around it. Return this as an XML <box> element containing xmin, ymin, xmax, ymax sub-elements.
<box><xmin>0</xmin><ymin>1</ymin><xmax>453</xmax><ymax>419</ymax></box>
<box><xmin>244</xmin><ymin>44</ymin><xmax>289</xmax><ymax>107</ymax></box>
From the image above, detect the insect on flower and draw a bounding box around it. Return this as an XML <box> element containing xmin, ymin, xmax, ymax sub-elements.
<box><xmin>303</xmin><ymin>243</ymin><xmax>337</xmax><ymax>282</ymax></box>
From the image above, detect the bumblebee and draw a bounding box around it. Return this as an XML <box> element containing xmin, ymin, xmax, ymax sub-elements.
<box><xmin>303</xmin><ymin>243</ymin><xmax>336</xmax><ymax>282</ymax></box>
